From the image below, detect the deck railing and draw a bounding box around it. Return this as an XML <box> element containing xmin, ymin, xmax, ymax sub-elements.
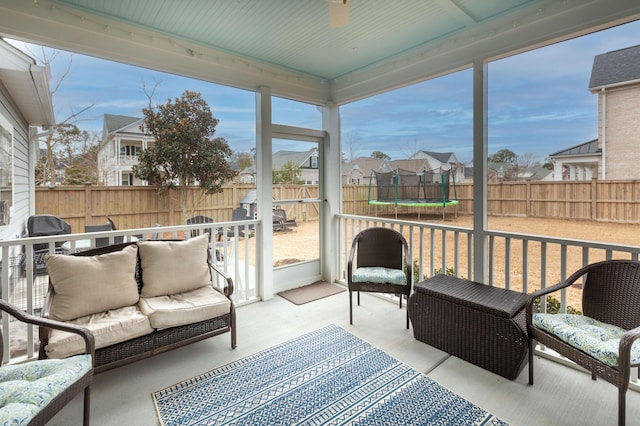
<box><xmin>0</xmin><ymin>219</ymin><xmax>259</xmax><ymax>364</ymax></box>
<box><xmin>338</xmin><ymin>214</ymin><xmax>640</xmax><ymax>303</ymax></box>
<box><xmin>3</xmin><ymin>214</ymin><xmax>639</xmax><ymax>388</ymax></box>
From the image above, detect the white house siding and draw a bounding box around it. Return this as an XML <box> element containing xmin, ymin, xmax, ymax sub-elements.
<box><xmin>98</xmin><ymin>116</ymin><xmax>153</xmax><ymax>186</ymax></box>
<box><xmin>599</xmin><ymin>84</ymin><xmax>640</xmax><ymax>180</ymax></box>
<box><xmin>0</xmin><ymin>83</ymin><xmax>34</xmax><ymax>250</ymax></box>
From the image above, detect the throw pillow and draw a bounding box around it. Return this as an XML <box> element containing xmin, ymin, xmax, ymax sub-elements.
<box><xmin>137</xmin><ymin>233</ymin><xmax>211</xmax><ymax>297</ymax></box>
<box><xmin>46</xmin><ymin>244</ymin><xmax>139</xmax><ymax>321</ymax></box>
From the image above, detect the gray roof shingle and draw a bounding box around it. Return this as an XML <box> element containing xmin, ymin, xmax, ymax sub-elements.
<box><xmin>589</xmin><ymin>44</ymin><xmax>640</xmax><ymax>90</ymax></box>
<box><xmin>549</xmin><ymin>139</ymin><xmax>600</xmax><ymax>157</ymax></box>
<box><xmin>104</xmin><ymin>114</ymin><xmax>141</xmax><ymax>134</ymax></box>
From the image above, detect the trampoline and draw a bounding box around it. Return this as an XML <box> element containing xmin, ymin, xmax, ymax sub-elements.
<box><xmin>368</xmin><ymin>167</ymin><xmax>459</xmax><ymax>220</ymax></box>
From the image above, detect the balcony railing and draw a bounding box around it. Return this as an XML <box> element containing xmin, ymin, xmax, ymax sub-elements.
<box><xmin>118</xmin><ymin>154</ymin><xmax>139</xmax><ymax>165</ymax></box>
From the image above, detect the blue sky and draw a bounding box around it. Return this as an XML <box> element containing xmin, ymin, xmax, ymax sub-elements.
<box><xmin>11</xmin><ymin>19</ymin><xmax>640</xmax><ymax>164</ymax></box>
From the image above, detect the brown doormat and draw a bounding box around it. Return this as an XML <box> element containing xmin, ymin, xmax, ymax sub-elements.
<box><xmin>277</xmin><ymin>281</ymin><xmax>346</xmax><ymax>305</ymax></box>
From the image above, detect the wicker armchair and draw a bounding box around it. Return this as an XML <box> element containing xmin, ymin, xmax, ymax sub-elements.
<box><xmin>526</xmin><ymin>260</ymin><xmax>640</xmax><ymax>426</ymax></box>
<box><xmin>0</xmin><ymin>299</ymin><xmax>94</xmax><ymax>425</ymax></box>
<box><xmin>348</xmin><ymin>227</ymin><xmax>412</xmax><ymax>328</ymax></box>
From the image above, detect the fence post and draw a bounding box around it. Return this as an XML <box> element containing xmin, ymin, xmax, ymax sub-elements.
<box><xmin>591</xmin><ymin>179</ymin><xmax>597</xmax><ymax>221</ymax></box>
<box><xmin>526</xmin><ymin>181</ymin><xmax>531</xmax><ymax>217</ymax></box>
<box><xmin>168</xmin><ymin>187</ymin><xmax>175</xmax><ymax>226</ymax></box>
<box><xmin>84</xmin><ymin>184</ymin><xmax>92</xmax><ymax>227</ymax></box>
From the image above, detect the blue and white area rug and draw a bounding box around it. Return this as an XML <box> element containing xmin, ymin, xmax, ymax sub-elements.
<box><xmin>153</xmin><ymin>325</ymin><xmax>508</xmax><ymax>425</ymax></box>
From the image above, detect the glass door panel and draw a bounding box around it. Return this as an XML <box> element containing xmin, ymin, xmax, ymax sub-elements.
<box><xmin>272</xmin><ymin>137</ymin><xmax>321</xmax><ymax>268</ymax></box>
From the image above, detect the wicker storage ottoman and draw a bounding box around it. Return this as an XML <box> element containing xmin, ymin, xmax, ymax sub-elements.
<box><xmin>408</xmin><ymin>274</ymin><xmax>528</xmax><ymax>380</ymax></box>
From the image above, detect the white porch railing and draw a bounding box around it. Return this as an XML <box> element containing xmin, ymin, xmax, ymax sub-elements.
<box><xmin>0</xmin><ymin>219</ymin><xmax>259</xmax><ymax>364</ymax></box>
<box><xmin>338</xmin><ymin>214</ymin><xmax>640</xmax><ymax>297</ymax></box>
<box><xmin>3</xmin><ymin>214</ymin><xmax>640</xmax><ymax>387</ymax></box>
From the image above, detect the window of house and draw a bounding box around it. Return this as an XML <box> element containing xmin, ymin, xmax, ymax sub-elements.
<box><xmin>310</xmin><ymin>155</ymin><xmax>318</xmax><ymax>169</ymax></box>
<box><xmin>120</xmin><ymin>145</ymin><xmax>139</xmax><ymax>156</ymax></box>
<box><xmin>0</xmin><ymin>116</ymin><xmax>13</xmax><ymax>225</ymax></box>
<box><xmin>122</xmin><ymin>172</ymin><xmax>134</xmax><ymax>186</ymax></box>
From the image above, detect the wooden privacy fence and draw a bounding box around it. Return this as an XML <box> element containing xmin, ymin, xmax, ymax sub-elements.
<box><xmin>36</xmin><ymin>180</ymin><xmax>640</xmax><ymax>232</ymax></box>
<box><xmin>35</xmin><ymin>184</ymin><xmax>320</xmax><ymax>232</ymax></box>
<box><xmin>343</xmin><ymin>180</ymin><xmax>640</xmax><ymax>224</ymax></box>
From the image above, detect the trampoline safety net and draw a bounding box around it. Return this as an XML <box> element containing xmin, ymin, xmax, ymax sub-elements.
<box><xmin>371</xmin><ymin>168</ymin><xmax>455</xmax><ymax>205</ymax></box>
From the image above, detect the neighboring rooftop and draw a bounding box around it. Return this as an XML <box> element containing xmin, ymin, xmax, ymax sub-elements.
<box><xmin>589</xmin><ymin>44</ymin><xmax>640</xmax><ymax>90</ymax></box>
<box><xmin>549</xmin><ymin>139</ymin><xmax>600</xmax><ymax>157</ymax></box>
<box><xmin>103</xmin><ymin>114</ymin><xmax>142</xmax><ymax>135</ymax></box>
<box><xmin>272</xmin><ymin>148</ymin><xmax>317</xmax><ymax>170</ymax></box>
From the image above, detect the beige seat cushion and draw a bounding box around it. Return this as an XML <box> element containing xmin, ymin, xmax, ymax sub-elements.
<box><xmin>138</xmin><ymin>286</ymin><xmax>231</xmax><ymax>329</ymax></box>
<box><xmin>45</xmin><ymin>245</ymin><xmax>139</xmax><ymax>321</ymax></box>
<box><xmin>45</xmin><ymin>306</ymin><xmax>153</xmax><ymax>359</ymax></box>
<box><xmin>137</xmin><ymin>234</ymin><xmax>212</xmax><ymax>297</ymax></box>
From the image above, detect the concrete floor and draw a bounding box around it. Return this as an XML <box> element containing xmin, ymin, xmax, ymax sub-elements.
<box><xmin>50</xmin><ymin>289</ymin><xmax>640</xmax><ymax>425</ymax></box>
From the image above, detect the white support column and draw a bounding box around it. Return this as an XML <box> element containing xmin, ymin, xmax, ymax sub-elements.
<box><xmin>568</xmin><ymin>165</ymin><xmax>576</xmax><ymax>181</ymax></box>
<box><xmin>585</xmin><ymin>167</ymin><xmax>594</xmax><ymax>180</ymax></box>
<box><xmin>472</xmin><ymin>59</ymin><xmax>488</xmax><ymax>284</ymax></box>
<box><xmin>554</xmin><ymin>161</ymin><xmax>563</xmax><ymax>181</ymax></box>
<box><xmin>256</xmin><ymin>86</ymin><xmax>274</xmax><ymax>300</ymax></box>
<box><xmin>321</xmin><ymin>103</ymin><xmax>341</xmax><ymax>283</ymax></box>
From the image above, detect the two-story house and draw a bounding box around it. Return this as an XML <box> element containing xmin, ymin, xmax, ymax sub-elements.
<box><xmin>590</xmin><ymin>44</ymin><xmax>640</xmax><ymax>180</ymax></box>
<box><xmin>549</xmin><ymin>44</ymin><xmax>640</xmax><ymax>181</ymax></box>
<box><xmin>97</xmin><ymin>114</ymin><xmax>153</xmax><ymax>186</ymax></box>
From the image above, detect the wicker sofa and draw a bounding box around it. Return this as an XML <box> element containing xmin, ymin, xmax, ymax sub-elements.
<box><xmin>38</xmin><ymin>234</ymin><xmax>236</xmax><ymax>374</ymax></box>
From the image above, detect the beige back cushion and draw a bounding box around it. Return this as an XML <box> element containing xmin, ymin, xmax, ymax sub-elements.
<box><xmin>138</xmin><ymin>234</ymin><xmax>211</xmax><ymax>297</ymax></box>
<box><xmin>46</xmin><ymin>244</ymin><xmax>140</xmax><ymax>321</ymax></box>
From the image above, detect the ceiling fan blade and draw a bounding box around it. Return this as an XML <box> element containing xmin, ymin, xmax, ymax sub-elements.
<box><xmin>329</xmin><ymin>0</ymin><xmax>349</xmax><ymax>29</ymax></box>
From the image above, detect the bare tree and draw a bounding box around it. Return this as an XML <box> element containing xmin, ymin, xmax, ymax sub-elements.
<box><xmin>516</xmin><ymin>152</ymin><xmax>540</xmax><ymax>169</ymax></box>
<box><xmin>36</xmin><ymin>124</ymin><xmax>99</xmax><ymax>185</ymax></box>
<box><xmin>401</xmin><ymin>137</ymin><xmax>424</xmax><ymax>159</ymax></box>
<box><xmin>26</xmin><ymin>47</ymin><xmax>96</xmax><ymax>186</ymax></box>
<box><xmin>344</xmin><ymin>131</ymin><xmax>360</xmax><ymax>162</ymax></box>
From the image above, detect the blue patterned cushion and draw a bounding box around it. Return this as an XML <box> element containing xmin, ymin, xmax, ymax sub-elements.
<box><xmin>353</xmin><ymin>267</ymin><xmax>406</xmax><ymax>285</ymax></box>
<box><xmin>533</xmin><ymin>313</ymin><xmax>640</xmax><ymax>367</ymax></box>
<box><xmin>0</xmin><ymin>354</ymin><xmax>92</xmax><ymax>425</ymax></box>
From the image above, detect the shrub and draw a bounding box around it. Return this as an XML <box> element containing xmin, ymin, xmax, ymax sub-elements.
<box><xmin>411</xmin><ymin>261</ymin><xmax>459</xmax><ymax>283</ymax></box>
<box><xmin>434</xmin><ymin>266</ymin><xmax>456</xmax><ymax>277</ymax></box>
<box><xmin>533</xmin><ymin>294</ymin><xmax>581</xmax><ymax>315</ymax></box>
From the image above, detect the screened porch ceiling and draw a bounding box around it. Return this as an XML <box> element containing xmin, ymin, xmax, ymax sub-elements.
<box><xmin>1</xmin><ymin>0</ymin><xmax>639</xmax><ymax>106</ymax></box>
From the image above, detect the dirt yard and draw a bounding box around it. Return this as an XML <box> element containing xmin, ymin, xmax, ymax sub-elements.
<box><xmin>275</xmin><ymin>214</ymin><xmax>640</xmax><ymax>259</ymax></box>
<box><xmin>271</xmin><ymin>214</ymin><xmax>640</xmax><ymax>310</ymax></box>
